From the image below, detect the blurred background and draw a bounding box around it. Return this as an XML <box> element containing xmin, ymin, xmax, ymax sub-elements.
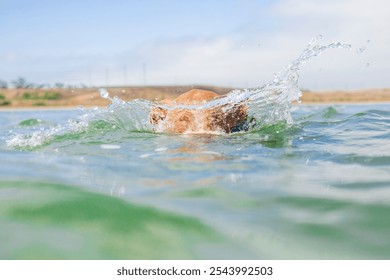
<box><xmin>0</xmin><ymin>0</ymin><xmax>389</xmax><ymax>90</ymax></box>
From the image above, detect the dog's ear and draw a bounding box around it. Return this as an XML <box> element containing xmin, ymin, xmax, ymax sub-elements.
<box><xmin>206</xmin><ymin>104</ymin><xmax>248</xmax><ymax>133</ymax></box>
<box><xmin>150</xmin><ymin>107</ymin><xmax>167</xmax><ymax>124</ymax></box>
<box><xmin>226</xmin><ymin>104</ymin><xmax>249</xmax><ymax>132</ymax></box>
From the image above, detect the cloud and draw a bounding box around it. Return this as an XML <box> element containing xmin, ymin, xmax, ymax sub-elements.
<box><xmin>1</xmin><ymin>0</ymin><xmax>389</xmax><ymax>90</ymax></box>
<box><xmin>82</xmin><ymin>36</ymin><xmax>296</xmax><ymax>88</ymax></box>
<box><xmin>96</xmin><ymin>0</ymin><xmax>388</xmax><ymax>90</ymax></box>
<box><xmin>266</xmin><ymin>0</ymin><xmax>390</xmax><ymax>89</ymax></box>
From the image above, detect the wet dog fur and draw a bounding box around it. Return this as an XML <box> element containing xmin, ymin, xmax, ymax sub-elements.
<box><xmin>150</xmin><ymin>89</ymin><xmax>248</xmax><ymax>133</ymax></box>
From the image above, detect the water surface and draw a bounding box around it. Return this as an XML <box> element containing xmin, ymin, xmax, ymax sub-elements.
<box><xmin>1</xmin><ymin>103</ymin><xmax>389</xmax><ymax>259</ymax></box>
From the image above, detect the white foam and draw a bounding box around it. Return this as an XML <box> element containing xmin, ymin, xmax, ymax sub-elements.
<box><xmin>155</xmin><ymin>147</ymin><xmax>168</xmax><ymax>152</ymax></box>
<box><xmin>140</xmin><ymin>154</ymin><xmax>153</xmax><ymax>158</ymax></box>
<box><xmin>100</xmin><ymin>144</ymin><xmax>121</xmax><ymax>150</ymax></box>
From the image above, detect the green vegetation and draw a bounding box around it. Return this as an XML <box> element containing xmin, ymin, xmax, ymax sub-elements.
<box><xmin>33</xmin><ymin>102</ymin><xmax>47</xmax><ymax>106</ymax></box>
<box><xmin>44</xmin><ymin>91</ymin><xmax>61</xmax><ymax>100</ymax></box>
<box><xmin>22</xmin><ymin>92</ymin><xmax>39</xmax><ymax>100</ymax></box>
<box><xmin>22</xmin><ymin>91</ymin><xmax>61</xmax><ymax>100</ymax></box>
<box><xmin>0</xmin><ymin>93</ymin><xmax>11</xmax><ymax>106</ymax></box>
<box><xmin>0</xmin><ymin>100</ymin><xmax>11</xmax><ymax>106</ymax></box>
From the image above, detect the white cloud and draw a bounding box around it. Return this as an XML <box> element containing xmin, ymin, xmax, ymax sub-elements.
<box><xmin>267</xmin><ymin>0</ymin><xmax>390</xmax><ymax>89</ymax></box>
<box><xmin>87</xmin><ymin>36</ymin><xmax>296</xmax><ymax>88</ymax></box>
<box><xmin>94</xmin><ymin>0</ymin><xmax>388</xmax><ymax>90</ymax></box>
<box><xmin>2</xmin><ymin>0</ymin><xmax>389</xmax><ymax>90</ymax></box>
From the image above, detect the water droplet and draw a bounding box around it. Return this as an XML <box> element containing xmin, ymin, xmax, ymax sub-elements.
<box><xmin>356</xmin><ymin>46</ymin><xmax>366</xmax><ymax>54</ymax></box>
<box><xmin>99</xmin><ymin>88</ymin><xmax>109</xmax><ymax>99</ymax></box>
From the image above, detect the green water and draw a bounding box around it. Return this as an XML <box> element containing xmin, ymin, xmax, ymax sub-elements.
<box><xmin>0</xmin><ymin>181</ymin><xmax>228</xmax><ymax>259</ymax></box>
<box><xmin>0</xmin><ymin>104</ymin><xmax>389</xmax><ymax>259</ymax></box>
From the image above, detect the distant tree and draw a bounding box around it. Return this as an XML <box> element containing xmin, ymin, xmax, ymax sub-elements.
<box><xmin>26</xmin><ymin>83</ymin><xmax>39</xmax><ymax>89</ymax></box>
<box><xmin>54</xmin><ymin>83</ymin><xmax>64</xmax><ymax>89</ymax></box>
<box><xmin>36</xmin><ymin>83</ymin><xmax>51</xmax><ymax>89</ymax></box>
<box><xmin>12</xmin><ymin>77</ymin><xmax>33</xmax><ymax>88</ymax></box>
<box><xmin>0</xmin><ymin>80</ymin><xmax>8</xmax><ymax>89</ymax></box>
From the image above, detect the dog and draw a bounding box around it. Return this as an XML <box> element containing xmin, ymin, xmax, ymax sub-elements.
<box><xmin>150</xmin><ymin>89</ymin><xmax>249</xmax><ymax>133</ymax></box>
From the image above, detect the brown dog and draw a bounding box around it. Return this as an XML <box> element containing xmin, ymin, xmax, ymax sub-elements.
<box><xmin>150</xmin><ymin>89</ymin><xmax>248</xmax><ymax>133</ymax></box>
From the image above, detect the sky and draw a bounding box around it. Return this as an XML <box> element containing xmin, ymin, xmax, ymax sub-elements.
<box><xmin>1</xmin><ymin>0</ymin><xmax>389</xmax><ymax>90</ymax></box>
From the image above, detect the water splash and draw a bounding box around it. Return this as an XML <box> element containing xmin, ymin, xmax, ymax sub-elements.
<box><xmin>6</xmin><ymin>36</ymin><xmax>351</xmax><ymax>149</ymax></box>
<box><xmin>155</xmin><ymin>35</ymin><xmax>351</xmax><ymax>132</ymax></box>
<box><xmin>356</xmin><ymin>39</ymin><xmax>370</xmax><ymax>54</ymax></box>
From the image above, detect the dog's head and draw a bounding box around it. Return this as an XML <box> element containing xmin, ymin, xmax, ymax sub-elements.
<box><xmin>149</xmin><ymin>89</ymin><xmax>248</xmax><ymax>133</ymax></box>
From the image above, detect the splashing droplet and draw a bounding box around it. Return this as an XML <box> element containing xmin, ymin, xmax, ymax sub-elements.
<box><xmin>356</xmin><ymin>46</ymin><xmax>366</xmax><ymax>54</ymax></box>
<box><xmin>99</xmin><ymin>88</ymin><xmax>109</xmax><ymax>99</ymax></box>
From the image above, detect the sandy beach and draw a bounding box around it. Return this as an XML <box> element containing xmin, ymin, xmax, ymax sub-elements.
<box><xmin>1</xmin><ymin>86</ymin><xmax>389</xmax><ymax>109</ymax></box>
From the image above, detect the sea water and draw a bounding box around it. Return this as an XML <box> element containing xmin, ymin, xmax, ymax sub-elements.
<box><xmin>0</xmin><ymin>38</ymin><xmax>389</xmax><ymax>259</ymax></box>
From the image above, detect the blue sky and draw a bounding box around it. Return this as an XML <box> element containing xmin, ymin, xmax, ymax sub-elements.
<box><xmin>1</xmin><ymin>0</ymin><xmax>389</xmax><ymax>89</ymax></box>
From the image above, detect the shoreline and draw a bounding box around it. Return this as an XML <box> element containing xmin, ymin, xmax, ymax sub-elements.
<box><xmin>1</xmin><ymin>86</ymin><xmax>389</xmax><ymax>110</ymax></box>
<box><xmin>1</xmin><ymin>101</ymin><xmax>389</xmax><ymax>112</ymax></box>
